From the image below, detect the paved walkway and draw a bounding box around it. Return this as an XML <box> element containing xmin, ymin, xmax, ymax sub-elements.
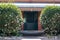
<box><xmin>0</xmin><ymin>36</ymin><xmax>60</xmax><ymax>40</ymax></box>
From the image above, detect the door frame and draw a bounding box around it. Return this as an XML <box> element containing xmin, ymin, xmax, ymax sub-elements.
<box><xmin>21</xmin><ymin>11</ymin><xmax>42</xmax><ymax>30</ymax></box>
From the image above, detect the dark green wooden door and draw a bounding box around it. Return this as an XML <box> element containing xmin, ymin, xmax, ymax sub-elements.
<box><xmin>23</xmin><ymin>11</ymin><xmax>38</xmax><ymax>30</ymax></box>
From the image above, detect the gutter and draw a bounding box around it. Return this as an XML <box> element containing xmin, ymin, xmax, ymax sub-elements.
<box><xmin>13</xmin><ymin>3</ymin><xmax>60</xmax><ymax>8</ymax></box>
<box><xmin>0</xmin><ymin>3</ymin><xmax>60</xmax><ymax>8</ymax></box>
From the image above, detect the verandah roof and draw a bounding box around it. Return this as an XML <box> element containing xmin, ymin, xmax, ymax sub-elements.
<box><xmin>0</xmin><ymin>3</ymin><xmax>60</xmax><ymax>11</ymax></box>
<box><xmin>13</xmin><ymin>3</ymin><xmax>60</xmax><ymax>8</ymax></box>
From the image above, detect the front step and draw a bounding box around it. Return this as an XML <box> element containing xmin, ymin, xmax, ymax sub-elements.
<box><xmin>20</xmin><ymin>30</ymin><xmax>45</xmax><ymax>36</ymax></box>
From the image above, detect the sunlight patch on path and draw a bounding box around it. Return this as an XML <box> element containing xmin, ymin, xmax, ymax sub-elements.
<box><xmin>21</xmin><ymin>38</ymin><xmax>41</xmax><ymax>40</ymax></box>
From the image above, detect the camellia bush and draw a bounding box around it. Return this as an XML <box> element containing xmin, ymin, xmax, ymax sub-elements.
<box><xmin>0</xmin><ymin>3</ymin><xmax>23</xmax><ymax>36</ymax></box>
<box><xmin>40</xmin><ymin>6</ymin><xmax>60</xmax><ymax>36</ymax></box>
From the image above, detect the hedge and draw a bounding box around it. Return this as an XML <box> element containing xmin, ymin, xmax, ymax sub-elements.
<box><xmin>40</xmin><ymin>6</ymin><xmax>60</xmax><ymax>36</ymax></box>
<box><xmin>0</xmin><ymin>3</ymin><xmax>23</xmax><ymax>36</ymax></box>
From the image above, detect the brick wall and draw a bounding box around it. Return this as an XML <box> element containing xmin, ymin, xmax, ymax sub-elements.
<box><xmin>0</xmin><ymin>0</ymin><xmax>60</xmax><ymax>3</ymax></box>
<box><xmin>20</xmin><ymin>8</ymin><xmax>43</xmax><ymax>11</ymax></box>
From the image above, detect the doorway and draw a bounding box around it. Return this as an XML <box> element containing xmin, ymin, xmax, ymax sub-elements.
<box><xmin>23</xmin><ymin>11</ymin><xmax>38</xmax><ymax>30</ymax></box>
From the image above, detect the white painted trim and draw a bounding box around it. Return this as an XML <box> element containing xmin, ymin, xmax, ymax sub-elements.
<box><xmin>1</xmin><ymin>3</ymin><xmax>60</xmax><ymax>7</ymax></box>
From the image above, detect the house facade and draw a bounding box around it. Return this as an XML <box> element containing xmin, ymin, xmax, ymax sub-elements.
<box><xmin>0</xmin><ymin>0</ymin><xmax>60</xmax><ymax>31</ymax></box>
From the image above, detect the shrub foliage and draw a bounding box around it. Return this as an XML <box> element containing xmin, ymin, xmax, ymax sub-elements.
<box><xmin>0</xmin><ymin>3</ymin><xmax>23</xmax><ymax>36</ymax></box>
<box><xmin>40</xmin><ymin>6</ymin><xmax>60</xmax><ymax>36</ymax></box>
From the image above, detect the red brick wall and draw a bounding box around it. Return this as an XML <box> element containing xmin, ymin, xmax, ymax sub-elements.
<box><xmin>0</xmin><ymin>0</ymin><xmax>60</xmax><ymax>3</ymax></box>
<box><xmin>20</xmin><ymin>8</ymin><xmax>43</xmax><ymax>11</ymax></box>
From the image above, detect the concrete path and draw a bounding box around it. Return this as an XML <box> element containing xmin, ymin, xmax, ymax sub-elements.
<box><xmin>0</xmin><ymin>36</ymin><xmax>60</xmax><ymax>40</ymax></box>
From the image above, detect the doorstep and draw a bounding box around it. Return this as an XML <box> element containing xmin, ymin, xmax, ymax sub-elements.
<box><xmin>20</xmin><ymin>30</ymin><xmax>45</xmax><ymax>36</ymax></box>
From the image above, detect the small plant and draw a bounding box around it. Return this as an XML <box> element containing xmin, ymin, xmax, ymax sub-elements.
<box><xmin>40</xmin><ymin>6</ymin><xmax>60</xmax><ymax>36</ymax></box>
<box><xmin>0</xmin><ymin>3</ymin><xmax>23</xmax><ymax>36</ymax></box>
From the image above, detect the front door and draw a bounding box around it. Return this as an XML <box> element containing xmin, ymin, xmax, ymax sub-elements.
<box><xmin>23</xmin><ymin>11</ymin><xmax>38</xmax><ymax>30</ymax></box>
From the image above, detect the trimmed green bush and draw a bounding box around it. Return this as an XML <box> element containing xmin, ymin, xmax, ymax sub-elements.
<box><xmin>40</xmin><ymin>6</ymin><xmax>60</xmax><ymax>36</ymax></box>
<box><xmin>0</xmin><ymin>3</ymin><xmax>23</xmax><ymax>36</ymax></box>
